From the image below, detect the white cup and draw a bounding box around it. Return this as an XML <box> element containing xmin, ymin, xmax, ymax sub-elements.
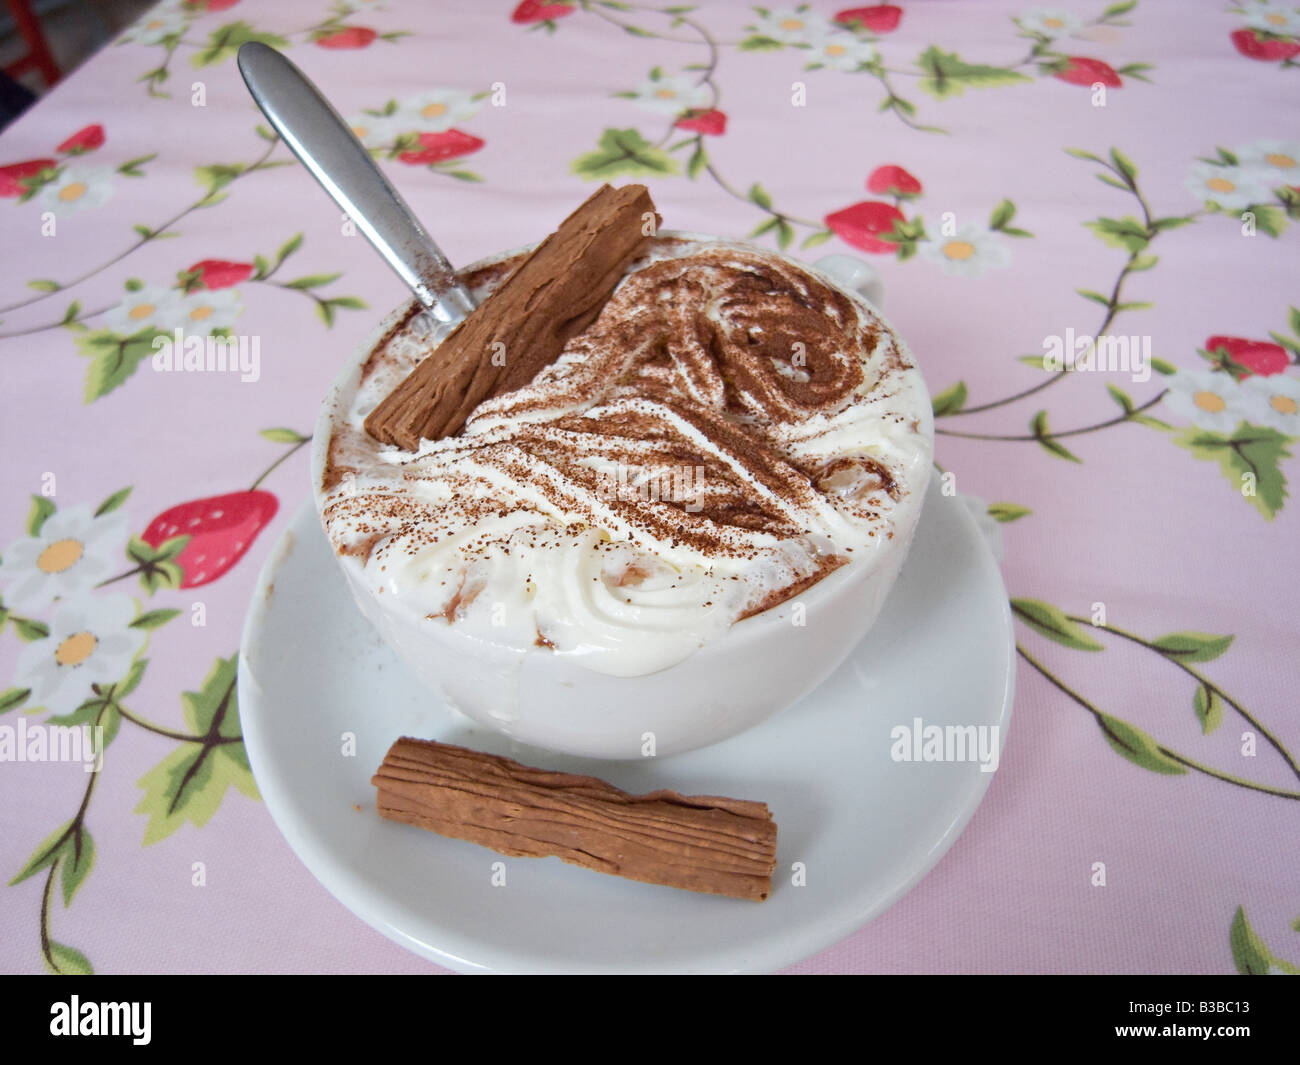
<box><xmin>311</xmin><ymin>233</ymin><xmax>930</xmax><ymax>759</ymax></box>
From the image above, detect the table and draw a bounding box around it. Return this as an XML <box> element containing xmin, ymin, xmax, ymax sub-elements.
<box><xmin>1</xmin><ymin>0</ymin><xmax>1297</xmax><ymax>975</ymax></box>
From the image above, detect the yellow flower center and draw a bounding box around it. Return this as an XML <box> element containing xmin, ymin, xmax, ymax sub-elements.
<box><xmin>1266</xmin><ymin>12</ymin><xmax>1287</xmax><ymax>25</ymax></box>
<box><xmin>189</xmin><ymin>304</ymin><xmax>214</xmax><ymax>321</ymax></box>
<box><xmin>128</xmin><ymin>302</ymin><xmax>155</xmax><ymax>321</ymax></box>
<box><xmin>351</xmin><ymin>125</ymin><xmax>368</xmax><ymax>139</ymax></box>
<box><xmin>1206</xmin><ymin>177</ymin><xmax>1236</xmax><ymax>193</ymax></box>
<box><xmin>421</xmin><ymin>102</ymin><xmax>448</xmax><ymax>118</ymax></box>
<box><xmin>37</xmin><ymin>538</ymin><xmax>84</xmax><ymax>574</ymax></box>
<box><xmin>1193</xmin><ymin>390</ymin><xmax>1227</xmax><ymax>413</ymax></box>
<box><xmin>1043</xmin><ymin>17</ymin><xmax>1064</xmax><ymax>29</ymax></box>
<box><xmin>780</xmin><ymin>18</ymin><xmax>804</xmax><ymax>30</ymax></box>
<box><xmin>825</xmin><ymin>43</ymin><xmax>846</xmax><ymax>56</ymax></box>
<box><xmin>58</xmin><ymin>181</ymin><xmax>87</xmax><ymax>202</ymax></box>
<box><xmin>1265</xmin><ymin>152</ymin><xmax>1296</xmax><ymax>169</ymax></box>
<box><xmin>654</xmin><ymin>88</ymin><xmax>677</xmax><ymax>99</ymax></box>
<box><xmin>55</xmin><ymin>631</ymin><xmax>97</xmax><ymax>667</ymax></box>
<box><xmin>146</xmin><ymin>19</ymin><xmax>164</xmax><ymax>29</ymax></box>
<box><xmin>943</xmin><ymin>240</ymin><xmax>976</xmax><ymax>261</ymax></box>
<box><xmin>1271</xmin><ymin>394</ymin><xmax>1298</xmax><ymax>415</ymax></box>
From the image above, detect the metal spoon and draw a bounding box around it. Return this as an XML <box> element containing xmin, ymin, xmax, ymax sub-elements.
<box><xmin>237</xmin><ymin>41</ymin><xmax>475</xmax><ymax>326</ymax></box>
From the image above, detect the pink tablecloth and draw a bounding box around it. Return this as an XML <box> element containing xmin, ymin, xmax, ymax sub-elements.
<box><xmin>1</xmin><ymin>0</ymin><xmax>1297</xmax><ymax>974</ymax></box>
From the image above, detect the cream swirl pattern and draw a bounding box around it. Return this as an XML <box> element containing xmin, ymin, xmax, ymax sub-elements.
<box><xmin>320</xmin><ymin>236</ymin><xmax>933</xmax><ymax>676</ymax></box>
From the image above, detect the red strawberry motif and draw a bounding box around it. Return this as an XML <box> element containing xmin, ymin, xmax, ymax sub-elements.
<box><xmin>142</xmin><ymin>491</ymin><xmax>278</xmax><ymax>588</ymax></box>
<box><xmin>315</xmin><ymin>26</ymin><xmax>377</xmax><ymax>49</ymax></box>
<box><xmin>57</xmin><ymin>125</ymin><xmax>105</xmax><ymax>154</ymax></box>
<box><xmin>511</xmin><ymin>1</ymin><xmax>575</xmax><ymax>23</ymax></box>
<box><xmin>824</xmin><ymin>201</ymin><xmax>906</xmax><ymax>253</ymax></box>
<box><xmin>187</xmin><ymin>259</ymin><xmax>254</xmax><ymax>290</ymax></box>
<box><xmin>866</xmin><ymin>164</ymin><xmax>922</xmax><ymax>198</ymax></box>
<box><xmin>834</xmin><ymin>5</ymin><xmax>903</xmax><ymax>33</ymax></box>
<box><xmin>675</xmin><ymin>109</ymin><xmax>727</xmax><ymax>136</ymax></box>
<box><xmin>1206</xmin><ymin>336</ymin><xmax>1290</xmax><ymax>377</ymax></box>
<box><xmin>398</xmin><ymin>129</ymin><xmax>485</xmax><ymax>166</ymax></box>
<box><xmin>0</xmin><ymin>159</ymin><xmax>55</xmax><ymax>197</ymax></box>
<box><xmin>1230</xmin><ymin>28</ymin><xmax>1300</xmax><ymax>61</ymax></box>
<box><xmin>1053</xmin><ymin>57</ymin><xmax>1123</xmax><ymax>87</ymax></box>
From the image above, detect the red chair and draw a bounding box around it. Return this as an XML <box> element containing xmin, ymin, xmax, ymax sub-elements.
<box><xmin>3</xmin><ymin>0</ymin><xmax>61</xmax><ymax>89</ymax></box>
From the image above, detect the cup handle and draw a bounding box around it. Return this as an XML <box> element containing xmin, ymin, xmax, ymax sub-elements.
<box><xmin>812</xmin><ymin>254</ymin><xmax>885</xmax><ymax>310</ymax></box>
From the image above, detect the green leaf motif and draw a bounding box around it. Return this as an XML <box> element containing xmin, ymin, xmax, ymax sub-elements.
<box><xmin>259</xmin><ymin>427</ymin><xmax>308</xmax><ymax>444</ymax></box>
<box><xmin>46</xmin><ymin>941</ymin><xmax>93</xmax><ymax>976</ymax></box>
<box><xmin>1085</xmin><ymin>215</ymin><xmax>1150</xmax><ymax>253</ymax></box>
<box><xmin>1011</xmin><ymin>599</ymin><xmax>1104</xmax><ymax>651</ymax></box>
<box><xmin>27</xmin><ymin>495</ymin><xmax>55</xmax><ymax>536</ymax></box>
<box><xmin>192</xmin><ymin>21</ymin><xmax>289</xmax><ymax>68</ymax></box>
<box><xmin>988</xmin><ymin>198</ymin><xmax>1015</xmax><ymax>231</ymax></box>
<box><xmin>131</xmin><ymin>608</ymin><xmax>181</xmax><ymax>631</ymax></box>
<box><xmin>60</xmin><ymin>826</ymin><xmax>94</xmax><ymax>907</ymax></box>
<box><xmin>9</xmin><ymin>822</ymin><xmax>71</xmax><ymax>887</ymax></box>
<box><xmin>1172</xmin><ymin>423</ymin><xmax>1291</xmax><ymax>520</ymax></box>
<box><xmin>135</xmin><ymin>743</ymin><xmax>257</xmax><ymax>846</ymax></box>
<box><xmin>739</xmin><ymin>34</ymin><xmax>783</xmax><ymax>51</ymax></box>
<box><xmin>571</xmin><ymin>128</ymin><xmax>679</xmax><ymax>180</ymax></box>
<box><xmin>1098</xmin><ymin>713</ymin><xmax>1186</xmax><ymax>775</ymax></box>
<box><xmin>801</xmin><ymin>229</ymin><xmax>833</xmax><ymax>250</ymax></box>
<box><xmin>1248</xmin><ymin>204</ymin><xmax>1288</xmax><ymax>239</ymax></box>
<box><xmin>0</xmin><ymin>687</ymin><xmax>30</xmax><ymax>714</ymax></box>
<box><xmin>916</xmin><ymin>47</ymin><xmax>1032</xmax><ymax>99</ymax></box>
<box><xmin>13</xmin><ymin>617</ymin><xmax>49</xmax><ymax>641</ymax></box>
<box><xmin>931</xmin><ymin>380</ymin><xmax>967</xmax><ymax>416</ymax></box>
<box><xmin>1151</xmin><ymin>631</ymin><xmax>1234</xmax><ymax>663</ymax></box>
<box><xmin>987</xmin><ymin>502</ymin><xmax>1032</xmax><ymax>523</ymax></box>
<box><xmin>94</xmin><ymin>486</ymin><xmax>132</xmax><ymax>517</ymax></box>
<box><xmin>1194</xmin><ymin>683</ymin><xmax>1223</xmax><ymax>735</ymax></box>
<box><xmin>76</xmin><ymin>329</ymin><xmax>162</xmax><ymax>403</ymax></box>
<box><xmin>1108</xmin><ymin>147</ymin><xmax>1138</xmax><ymax>183</ymax></box>
<box><xmin>183</xmin><ymin>655</ymin><xmax>238</xmax><ymax>736</ymax></box>
<box><xmin>135</xmin><ymin>655</ymin><xmax>256</xmax><ymax>845</ymax></box>
<box><xmin>1106</xmin><ymin>384</ymin><xmax>1134</xmax><ymax>412</ymax></box>
<box><xmin>1030</xmin><ymin>410</ymin><xmax>1082</xmax><ymax>463</ymax></box>
<box><xmin>1230</xmin><ymin>907</ymin><xmax>1274</xmax><ymax>975</ymax></box>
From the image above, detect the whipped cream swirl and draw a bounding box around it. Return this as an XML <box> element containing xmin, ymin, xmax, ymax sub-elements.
<box><xmin>320</xmin><ymin>237</ymin><xmax>932</xmax><ymax>676</ymax></box>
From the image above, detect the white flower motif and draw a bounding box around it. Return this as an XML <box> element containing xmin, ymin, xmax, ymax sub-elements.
<box><xmin>806</xmin><ymin>33</ymin><xmax>878</xmax><ymax>71</ymax></box>
<box><xmin>1233</xmin><ymin>138</ymin><xmax>1300</xmax><ymax>187</ymax></box>
<box><xmin>1240</xmin><ymin>373</ymin><xmax>1300</xmax><ymax>434</ymax></box>
<box><xmin>123</xmin><ymin>8</ymin><xmax>190</xmax><ymax>45</ymax></box>
<box><xmin>397</xmin><ymin>89</ymin><xmax>481</xmax><ymax>133</ymax></box>
<box><xmin>954</xmin><ymin>494</ymin><xmax>1004</xmax><ymax>563</ymax></box>
<box><xmin>918</xmin><ymin>224</ymin><xmax>1012</xmax><ymax>278</ymax></box>
<box><xmin>346</xmin><ymin>111</ymin><xmax>406</xmax><ymax>150</ymax></box>
<box><xmin>14</xmin><ymin>595</ymin><xmax>146</xmax><ymax>717</ymax></box>
<box><xmin>752</xmin><ymin>7</ymin><xmax>833</xmax><ymax>45</ymax></box>
<box><xmin>177</xmin><ymin>287</ymin><xmax>244</xmax><ymax>332</ymax></box>
<box><xmin>0</xmin><ymin>505</ymin><xmax>127</xmax><ymax>612</ymax></box>
<box><xmin>1240</xmin><ymin>2</ymin><xmax>1300</xmax><ymax>36</ymax></box>
<box><xmin>104</xmin><ymin>285</ymin><xmax>188</xmax><ymax>336</ymax></box>
<box><xmin>1184</xmin><ymin>162</ymin><xmax>1273</xmax><ymax>210</ymax></box>
<box><xmin>1164</xmin><ymin>369</ymin><xmax>1250</xmax><ymax>433</ymax></box>
<box><xmin>39</xmin><ymin>165</ymin><xmax>115</xmax><ymax>216</ymax></box>
<box><xmin>1017</xmin><ymin>7</ymin><xmax>1085</xmax><ymax>37</ymax></box>
<box><xmin>629</xmin><ymin>73</ymin><xmax>711</xmax><ymax>115</ymax></box>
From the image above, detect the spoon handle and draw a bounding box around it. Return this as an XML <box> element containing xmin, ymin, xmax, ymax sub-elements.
<box><xmin>237</xmin><ymin>41</ymin><xmax>475</xmax><ymax>325</ymax></box>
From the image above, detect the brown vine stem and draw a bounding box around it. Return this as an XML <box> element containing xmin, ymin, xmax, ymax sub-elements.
<box><xmin>936</xmin><ymin>390</ymin><xmax>1166</xmax><ymax>442</ymax></box>
<box><xmin>1017</xmin><ymin>644</ymin><xmax>1300</xmax><ymax>801</ymax></box>
<box><xmin>1066</xmin><ymin>616</ymin><xmax>1300</xmax><ymax>783</ymax></box>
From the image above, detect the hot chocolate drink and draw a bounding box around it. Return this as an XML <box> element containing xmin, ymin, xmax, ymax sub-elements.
<box><xmin>320</xmin><ymin>235</ymin><xmax>931</xmax><ymax>678</ymax></box>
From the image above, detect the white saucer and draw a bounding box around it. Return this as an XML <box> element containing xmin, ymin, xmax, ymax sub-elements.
<box><xmin>237</xmin><ymin>481</ymin><xmax>1014</xmax><ymax>974</ymax></box>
